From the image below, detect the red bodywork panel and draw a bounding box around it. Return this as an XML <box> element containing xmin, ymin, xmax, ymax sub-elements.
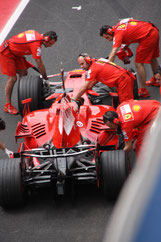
<box><xmin>15</xmin><ymin>69</ymin><xmax>119</xmax><ymax>150</ymax></box>
<box><xmin>15</xmin><ymin>100</ymin><xmax>117</xmax><ymax>149</ymax></box>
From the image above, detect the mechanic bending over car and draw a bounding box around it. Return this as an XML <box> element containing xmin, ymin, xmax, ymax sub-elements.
<box><xmin>100</xmin><ymin>18</ymin><xmax>160</xmax><ymax>98</ymax></box>
<box><xmin>103</xmin><ymin>99</ymin><xmax>160</xmax><ymax>157</ymax></box>
<box><xmin>74</xmin><ymin>53</ymin><xmax>135</xmax><ymax>104</ymax></box>
<box><xmin>0</xmin><ymin>118</ymin><xmax>13</xmax><ymax>157</ymax></box>
<box><xmin>0</xmin><ymin>30</ymin><xmax>58</xmax><ymax>115</ymax></box>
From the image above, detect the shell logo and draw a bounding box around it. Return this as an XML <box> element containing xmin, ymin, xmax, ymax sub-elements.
<box><xmin>132</xmin><ymin>105</ymin><xmax>141</xmax><ymax>112</ymax></box>
<box><xmin>124</xmin><ymin>113</ymin><xmax>132</xmax><ymax>120</ymax></box>
<box><xmin>17</xmin><ymin>33</ymin><xmax>24</xmax><ymax>38</ymax></box>
<box><xmin>130</xmin><ymin>21</ymin><xmax>137</xmax><ymax>26</ymax></box>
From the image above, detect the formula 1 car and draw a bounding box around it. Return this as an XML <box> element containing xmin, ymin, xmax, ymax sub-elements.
<box><xmin>0</xmin><ymin>68</ymin><xmax>132</xmax><ymax>208</ymax></box>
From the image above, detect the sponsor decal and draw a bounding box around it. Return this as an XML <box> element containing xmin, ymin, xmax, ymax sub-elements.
<box><xmin>120</xmin><ymin>104</ymin><xmax>131</xmax><ymax>114</ymax></box>
<box><xmin>124</xmin><ymin>113</ymin><xmax>132</xmax><ymax>120</ymax></box>
<box><xmin>76</xmin><ymin>121</ymin><xmax>83</xmax><ymax>127</ymax></box>
<box><xmin>118</xmin><ymin>24</ymin><xmax>126</xmax><ymax>29</ymax></box>
<box><xmin>130</xmin><ymin>21</ymin><xmax>137</xmax><ymax>26</ymax></box>
<box><xmin>120</xmin><ymin>104</ymin><xmax>134</xmax><ymax>122</ymax></box>
<box><xmin>26</xmin><ymin>30</ymin><xmax>34</xmax><ymax>34</ymax></box>
<box><xmin>132</xmin><ymin>104</ymin><xmax>141</xmax><ymax>112</ymax></box>
<box><xmin>26</xmin><ymin>31</ymin><xmax>36</xmax><ymax>41</ymax></box>
<box><xmin>36</xmin><ymin>47</ymin><xmax>41</xmax><ymax>57</ymax></box>
<box><xmin>119</xmin><ymin>18</ymin><xmax>131</xmax><ymax>24</ymax></box>
<box><xmin>17</xmin><ymin>33</ymin><xmax>24</xmax><ymax>38</ymax></box>
<box><xmin>117</xmin><ymin>18</ymin><xmax>133</xmax><ymax>31</ymax></box>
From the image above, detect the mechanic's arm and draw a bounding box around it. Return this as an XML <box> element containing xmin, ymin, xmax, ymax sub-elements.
<box><xmin>108</xmin><ymin>47</ymin><xmax>119</xmax><ymax>62</ymax></box>
<box><xmin>0</xmin><ymin>140</ymin><xmax>13</xmax><ymax>157</ymax></box>
<box><xmin>124</xmin><ymin>140</ymin><xmax>133</xmax><ymax>153</ymax></box>
<box><xmin>35</xmin><ymin>59</ymin><xmax>48</xmax><ymax>80</ymax></box>
<box><xmin>74</xmin><ymin>80</ymin><xmax>97</xmax><ymax>101</ymax></box>
<box><xmin>0</xmin><ymin>140</ymin><xmax>5</xmax><ymax>151</ymax></box>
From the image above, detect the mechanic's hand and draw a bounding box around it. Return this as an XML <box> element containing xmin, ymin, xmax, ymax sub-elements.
<box><xmin>4</xmin><ymin>148</ymin><xmax>13</xmax><ymax>158</ymax></box>
<box><xmin>73</xmin><ymin>98</ymin><xmax>84</xmax><ymax>112</ymax></box>
<box><xmin>77</xmin><ymin>97</ymin><xmax>84</xmax><ymax>106</ymax></box>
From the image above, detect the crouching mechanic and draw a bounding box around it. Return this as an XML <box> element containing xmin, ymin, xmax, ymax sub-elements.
<box><xmin>103</xmin><ymin>99</ymin><xmax>160</xmax><ymax>157</ymax></box>
<box><xmin>100</xmin><ymin>18</ymin><xmax>160</xmax><ymax>97</ymax></box>
<box><xmin>0</xmin><ymin>118</ymin><xmax>13</xmax><ymax>157</ymax></box>
<box><xmin>0</xmin><ymin>30</ymin><xmax>58</xmax><ymax>115</ymax></box>
<box><xmin>74</xmin><ymin>53</ymin><xmax>135</xmax><ymax>104</ymax></box>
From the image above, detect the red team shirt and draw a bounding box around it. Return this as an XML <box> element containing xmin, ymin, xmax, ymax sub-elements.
<box><xmin>86</xmin><ymin>58</ymin><xmax>135</xmax><ymax>103</ymax></box>
<box><xmin>0</xmin><ymin>30</ymin><xmax>43</xmax><ymax>75</ymax></box>
<box><xmin>86</xmin><ymin>58</ymin><xmax>128</xmax><ymax>87</ymax></box>
<box><xmin>112</xmin><ymin>19</ymin><xmax>160</xmax><ymax>63</ymax></box>
<box><xmin>116</xmin><ymin>99</ymin><xmax>160</xmax><ymax>155</ymax></box>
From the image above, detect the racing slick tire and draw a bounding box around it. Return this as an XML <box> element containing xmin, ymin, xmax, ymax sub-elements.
<box><xmin>100</xmin><ymin>150</ymin><xmax>129</xmax><ymax>200</ymax></box>
<box><xmin>0</xmin><ymin>158</ymin><xmax>26</xmax><ymax>208</ymax></box>
<box><xmin>18</xmin><ymin>75</ymin><xmax>44</xmax><ymax>117</ymax></box>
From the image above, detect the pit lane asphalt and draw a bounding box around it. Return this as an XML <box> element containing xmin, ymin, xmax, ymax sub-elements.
<box><xmin>0</xmin><ymin>0</ymin><xmax>160</xmax><ymax>241</ymax></box>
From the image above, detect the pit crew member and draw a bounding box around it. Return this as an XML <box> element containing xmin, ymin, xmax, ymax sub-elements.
<box><xmin>103</xmin><ymin>99</ymin><xmax>160</xmax><ymax>157</ymax></box>
<box><xmin>74</xmin><ymin>53</ymin><xmax>135</xmax><ymax>104</ymax></box>
<box><xmin>0</xmin><ymin>118</ymin><xmax>13</xmax><ymax>157</ymax></box>
<box><xmin>100</xmin><ymin>18</ymin><xmax>160</xmax><ymax>98</ymax></box>
<box><xmin>0</xmin><ymin>30</ymin><xmax>58</xmax><ymax>115</ymax></box>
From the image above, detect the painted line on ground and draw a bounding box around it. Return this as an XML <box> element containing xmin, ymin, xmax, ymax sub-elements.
<box><xmin>0</xmin><ymin>0</ymin><xmax>30</xmax><ymax>45</ymax></box>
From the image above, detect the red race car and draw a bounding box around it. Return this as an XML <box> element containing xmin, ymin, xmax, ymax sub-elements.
<box><xmin>0</xmin><ymin>69</ymin><xmax>133</xmax><ymax>208</ymax></box>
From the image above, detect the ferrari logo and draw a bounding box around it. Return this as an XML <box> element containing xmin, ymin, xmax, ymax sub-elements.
<box><xmin>124</xmin><ymin>113</ymin><xmax>132</xmax><ymax>120</ymax></box>
<box><xmin>132</xmin><ymin>105</ymin><xmax>141</xmax><ymax>112</ymax></box>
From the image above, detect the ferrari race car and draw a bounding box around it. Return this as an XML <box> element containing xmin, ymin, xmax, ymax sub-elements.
<box><xmin>0</xmin><ymin>68</ymin><xmax>134</xmax><ymax>208</ymax></box>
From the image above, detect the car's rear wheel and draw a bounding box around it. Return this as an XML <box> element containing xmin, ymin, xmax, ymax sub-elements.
<box><xmin>0</xmin><ymin>158</ymin><xmax>26</xmax><ymax>208</ymax></box>
<box><xmin>18</xmin><ymin>75</ymin><xmax>44</xmax><ymax>117</ymax></box>
<box><xmin>100</xmin><ymin>150</ymin><xmax>130</xmax><ymax>200</ymax></box>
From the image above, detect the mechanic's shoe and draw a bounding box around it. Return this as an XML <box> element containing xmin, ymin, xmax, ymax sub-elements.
<box><xmin>138</xmin><ymin>88</ymin><xmax>150</xmax><ymax>98</ymax></box>
<box><xmin>4</xmin><ymin>103</ymin><xmax>19</xmax><ymax>115</ymax></box>
<box><xmin>146</xmin><ymin>76</ymin><xmax>160</xmax><ymax>87</ymax></box>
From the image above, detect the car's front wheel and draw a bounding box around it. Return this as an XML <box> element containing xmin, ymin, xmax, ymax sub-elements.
<box><xmin>18</xmin><ymin>75</ymin><xmax>44</xmax><ymax>117</ymax></box>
